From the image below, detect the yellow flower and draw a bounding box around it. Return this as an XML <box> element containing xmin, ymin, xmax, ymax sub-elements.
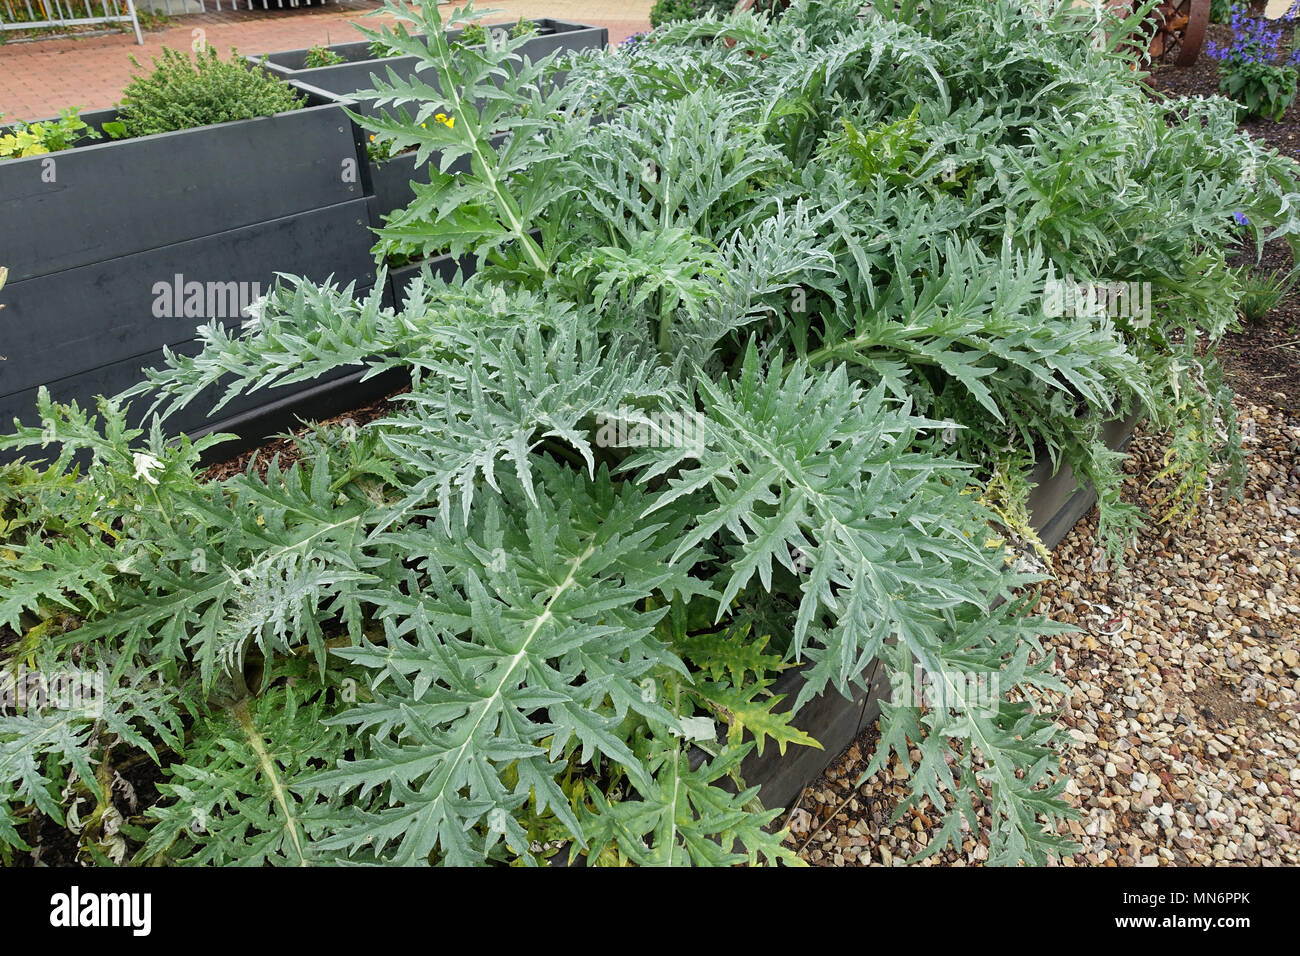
<box><xmin>435</xmin><ymin>113</ymin><xmax>455</xmax><ymax>129</ymax></box>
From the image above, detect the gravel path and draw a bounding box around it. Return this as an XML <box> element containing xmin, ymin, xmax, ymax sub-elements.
<box><xmin>791</xmin><ymin>397</ymin><xmax>1300</xmax><ymax>867</ymax></box>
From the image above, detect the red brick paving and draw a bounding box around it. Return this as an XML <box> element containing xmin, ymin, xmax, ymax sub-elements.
<box><xmin>0</xmin><ymin>1</ymin><xmax>650</xmax><ymax>119</ymax></box>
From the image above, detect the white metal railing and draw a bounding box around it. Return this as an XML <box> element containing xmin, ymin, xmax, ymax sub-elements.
<box><xmin>0</xmin><ymin>0</ymin><xmax>339</xmax><ymax>45</ymax></box>
<box><xmin>142</xmin><ymin>0</ymin><xmax>337</xmax><ymax>12</ymax></box>
<box><xmin>0</xmin><ymin>0</ymin><xmax>143</xmax><ymax>43</ymax></box>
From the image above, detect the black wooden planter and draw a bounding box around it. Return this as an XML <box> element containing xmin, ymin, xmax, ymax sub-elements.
<box><xmin>265</xmin><ymin>19</ymin><xmax>607</xmax><ymax>220</ymax></box>
<box><xmin>732</xmin><ymin>412</ymin><xmax>1143</xmax><ymax>811</ymax></box>
<box><xmin>251</xmin><ymin>19</ymin><xmax>608</xmax><ymax>92</ymax></box>
<box><xmin>292</xmin><ymin>81</ymin><xmax>523</xmax><ymax>312</ymax></box>
<box><xmin>0</xmin><ymin>16</ymin><xmax>608</xmax><ymax>460</ymax></box>
<box><xmin>0</xmin><ymin>102</ymin><xmax>377</xmax><ymax>454</ymax></box>
<box><xmin>293</xmin><ymin>80</ymin><xmax>511</xmax><ymax>225</ymax></box>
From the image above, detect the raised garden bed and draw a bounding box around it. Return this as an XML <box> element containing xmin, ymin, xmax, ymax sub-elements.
<box><xmin>281</xmin><ymin>19</ymin><xmax>608</xmax><ymax>296</ymax></box>
<box><xmin>0</xmin><ymin>20</ymin><xmax>603</xmax><ymax>461</ymax></box>
<box><xmin>293</xmin><ymin>80</ymin><xmax>512</xmax><ymax>228</ymax></box>
<box><xmin>0</xmin><ymin>21</ymin><xmax>606</xmax><ymax>458</ymax></box>
<box><xmin>0</xmin><ymin>102</ymin><xmax>376</xmax><ymax>453</ymax></box>
<box><xmin>250</xmin><ymin>19</ymin><xmax>608</xmax><ymax>90</ymax></box>
<box><xmin>1</xmin><ymin>0</ymin><xmax>1284</xmax><ymax>869</ymax></box>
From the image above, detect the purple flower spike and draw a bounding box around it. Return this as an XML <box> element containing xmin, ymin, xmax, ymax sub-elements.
<box><xmin>1212</xmin><ymin>6</ymin><xmax>1300</xmax><ymax>117</ymax></box>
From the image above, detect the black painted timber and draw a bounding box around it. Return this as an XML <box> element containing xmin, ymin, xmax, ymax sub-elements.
<box><xmin>253</xmin><ymin>19</ymin><xmax>604</xmax><ymax>83</ymax></box>
<box><xmin>0</xmin><ymin>103</ymin><xmax>361</xmax><ymax>283</ymax></box>
<box><xmin>0</xmin><ymin>199</ymin><xmax>376</xmax><ymax>401</ymax></box>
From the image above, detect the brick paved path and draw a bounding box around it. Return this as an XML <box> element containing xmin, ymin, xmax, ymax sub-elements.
<box><xmin>0</xmin><ymin>0</ymin><xmax>652</xmax><ymax>119</ymax></box>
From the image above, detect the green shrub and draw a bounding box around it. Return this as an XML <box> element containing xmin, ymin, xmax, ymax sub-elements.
<box><xmin>368</xmin><ymin>37</ymin><xmax>406</xmax><ymax>58</ymax></box>
<box><xmin>303</xmin><ymin>44</ymin><xmax>345</xmax><ymax>68</ymax></box>
<box><xmin>111</xmin><ymin>47</ymin><xmax>305</xmax><ymax>139</ymax></box>
<box><xmin>650</xmin><ymin>0</ymin><xmax>733</xmax><ymax>28</ymax></box>
<box><xmin>454</xmin><ymin>21</ymin><xmax>488</xmax><ymax>47</ymax></box>
<box><xmin>1220</xmin><ymin>59</ymin><xmax>1299</xmax><ymax>121</ymax></box>
<box><xmin>4</xmin><ymin>0</ymin><xmax>1299</xmax><ymax>868</ymax></box>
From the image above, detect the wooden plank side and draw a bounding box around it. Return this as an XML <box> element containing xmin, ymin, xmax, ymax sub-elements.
<box><xmin>1026</xmin><ymin>411</ymin><xmax>1142</xmax><ymax>549</ymax></box>
<box><xmin>0</xmin><ymin>104</ymin><xmax>363</xmax><ymax>281</ymax></box>
<box><xmin>255</xmin><ymin>19</ymin><xmax>599</xmax><ymax>78</ymax></box>
<box><xmin>188</xmin><ymin>366</ymin><xmax>410</xmax><ymax>465</ymax></box>
<box><xmin>738</xmin><ymin>669</ymin><xmax>871</xmax><ymax>813</ymax></box>
<box><xmin>367</xmin><ymin>130</ymin><xmax>508</xmax><ymax>222</ymax></box>
<box><xmin>370</xmin><ymin>155</ymin><xmax>424</xmax><ymax>225</ymax></box>
<box><xmin>0</xmin><ymin>199</ymin><xmax>378</xmax><ymax>397</ymax></box>
<box><xmin>515</xmin><ymin>23</ymin><xmax>608</xmax><ymax>61</ymax></box>
<box><xmin>286</xmin><ymin>22</ymin><xmax>606</xmax><ymax>105</ymax></box>
<box><xmin>289</xmin><ymin>55</ymin><xmax>429</xmax><ymax>100</ymax></box>
<box><xmin>0</xmin><ymin>291</ymin><xmax>377</xmax><ymax>461</ymax></box>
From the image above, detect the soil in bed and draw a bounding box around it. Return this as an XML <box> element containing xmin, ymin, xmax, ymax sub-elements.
<box><xmin>199</xmin><ymin>382</ymin><xmax>409</xmax><ymax>483</ymax></box>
